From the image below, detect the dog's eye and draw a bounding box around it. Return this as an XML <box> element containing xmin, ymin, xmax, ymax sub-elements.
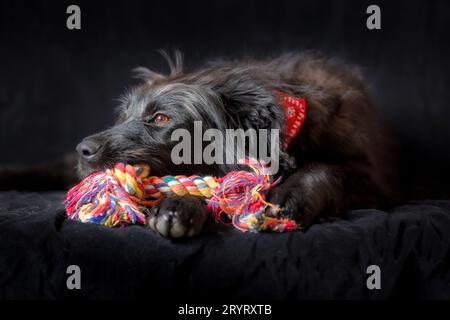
<box><xmin>151</xmin><ymin>113</ymin><xmax>170</xmax><ymax>126</ymax></box>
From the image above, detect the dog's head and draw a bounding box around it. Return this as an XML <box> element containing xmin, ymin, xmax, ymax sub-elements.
<box><xmin>76</xmin><ymin>53</ymin><xmax>291</xmax><ymax>178</ymax></box>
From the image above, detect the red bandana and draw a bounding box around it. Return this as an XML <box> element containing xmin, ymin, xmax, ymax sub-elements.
<box><xmin>277</xmin><ymin>92</ymin><xmax>307</xmax><ymax>150</ymax></box>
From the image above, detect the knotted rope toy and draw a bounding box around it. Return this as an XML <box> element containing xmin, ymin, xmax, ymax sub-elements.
<box><xmin>65</xmin><ymin>159</ymin><xmax>297</xmax><ymax>232</ymax></box>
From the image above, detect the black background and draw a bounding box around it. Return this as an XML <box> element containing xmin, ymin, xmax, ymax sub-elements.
<box><xmin>1</xmin><ymin>0</ymin><xmax>450</xmax><ymax>197</ymax></box>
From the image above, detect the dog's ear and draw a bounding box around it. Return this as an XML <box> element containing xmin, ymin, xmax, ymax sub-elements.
<box><xmin>133</xmin><ymin>50</ymin><xmax>184</xmax><ymax>85</ymax></box>
<box><xmin>221</xmin><ymin>93</ymin><xmax>280</xmax><ymax>130</ymax></box>
<box><xmin>132</xmin><ymin>67</ymin><xmax>165</xmax><ymax>85</ymax></box>
<box><xmin>157</xmin><ymin>49</ymin><xmax>183</xmax><ymax>76</ymax></box>
<box><xmin>215</xmin><ymin>75</ymin><xmax>283</xmax><ymax>131</ymax></box>
<box><xmin>216</xmin><ymin>79</ymin><xmax>296</xmax><ymax>174</ymax></box>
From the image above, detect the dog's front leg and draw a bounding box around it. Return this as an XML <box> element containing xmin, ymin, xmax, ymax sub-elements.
<box><xmin>266</xmin><ymin>162</ymin><xmax>352</xmax><ymax>228</ymax></box>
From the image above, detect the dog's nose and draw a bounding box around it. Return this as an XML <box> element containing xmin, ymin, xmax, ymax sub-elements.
<box><xmin>76</xmin><ymin>140</ymin><xmax>101</xmax><ymax>161</ymax></box>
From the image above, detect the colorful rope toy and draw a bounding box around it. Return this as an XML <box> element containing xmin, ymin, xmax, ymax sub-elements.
<box><xmin>65</xmin><ymin>159</ymin><xmax>297</xmax><ymax>232</ymax></box>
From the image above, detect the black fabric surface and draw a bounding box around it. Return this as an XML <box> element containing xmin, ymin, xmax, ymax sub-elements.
<box><xmin>0</xmin><ymin>191</ymin><xmax>449</xmax><ymax>300</ymax></box>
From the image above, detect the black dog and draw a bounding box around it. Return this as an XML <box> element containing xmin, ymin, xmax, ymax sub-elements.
<box><xmin>1</xmin><ymin>52</ymin><xmax>398</xmax><ymax>238</ymax></box>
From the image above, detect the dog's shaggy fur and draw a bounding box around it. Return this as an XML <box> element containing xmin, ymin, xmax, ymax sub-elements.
<box><xmin>1</xmin><ymin>52</ymin><xmax>398</xmax><ymax>238</ymax></box>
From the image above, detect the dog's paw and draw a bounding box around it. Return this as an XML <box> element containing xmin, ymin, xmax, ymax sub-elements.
<box><xmin>266</xmin><ymin>185</ymin><xmax>320</xmax><ymax>228</ymax></box>
<box><xmin>146</xmin><ymin>196</ymin><xmax>208</xmax><ymax>238</ymax></box>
